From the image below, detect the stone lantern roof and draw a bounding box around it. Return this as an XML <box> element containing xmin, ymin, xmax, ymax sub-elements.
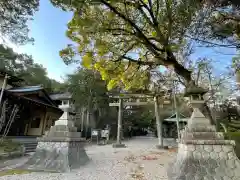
<box><xmin>184</xmin><ymin>83</ymin><xmax>208</xmax><ymax>97</ymax></box>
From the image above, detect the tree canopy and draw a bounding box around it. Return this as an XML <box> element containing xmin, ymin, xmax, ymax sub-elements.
<box><xmin>0</xmin><ymin>0</ymin><xmax>39</xmax><ymax>45</ymax></box>
<box><xmin>0</xmin><ymin>44</ymin><xmax>63</xmax><ymax>92</ymax></box>
<box><xmin>66</xmin><ymin>68</ymin><xmax>109</xmax><ymax>108</ymax></box>
<box><xmin>51</xmin><ymin>0</ymin><xmax>209</xmax><ymax>90</ymax></box>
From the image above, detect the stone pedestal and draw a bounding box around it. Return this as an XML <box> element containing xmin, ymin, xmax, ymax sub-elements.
<box><xmin>156</xmin><ymin>145</ymin><xmax>169</xmax><ymax>149</ymax></box>
<box><xmin>22</xmin><ymin>95</ymin><xmax>89</xmax><ymax>172</ymax></box>
<box><xmin>112</xmin><ymin>143</ymin><xmax>126</xmax><ymax>148</ymax></box>
<box><xmin>21</xmin><ymin>124</ymin><xmax>89</xmax><ymax>172</ymax></box>
<box><xmin>23</xmin><ymin>138</ymin><xmax>88</xmax><ymax>173</ymax></box>
<box><xmin>168</xmin><ymin>106</ymin><xmax>240</xmax><ymax>180</ymax></box>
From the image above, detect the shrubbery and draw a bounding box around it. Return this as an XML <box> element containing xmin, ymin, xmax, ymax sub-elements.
<box><xmin>0</xmin><ymin>139</ymin><xmax>21</xmax><ymax>153</ymax></box>
<box><xmin>224</xmin><ymin>132</ymin><xmax>240</xmax><ymax>159</ymax></box>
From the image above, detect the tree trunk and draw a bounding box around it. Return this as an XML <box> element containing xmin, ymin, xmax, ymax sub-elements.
<box><xmin>165</xmin><ymin>51</ymin><xmax>193</xmax><ymax>86</ymax></box>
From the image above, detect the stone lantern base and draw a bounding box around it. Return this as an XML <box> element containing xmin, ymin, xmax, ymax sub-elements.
<box><xmin>168</xmin><ymin>134</ymin><xmax>240</xmax><ymax>179</ymax></box>
<box><xmin>168</xmin><ymin>108</ymin><xmax>240</xmax><ymax>180</ymax></box>
<box><xmin>21</xmin><ymin>125</ymin><xmax>89</xmax><ymax>173</ymax></box>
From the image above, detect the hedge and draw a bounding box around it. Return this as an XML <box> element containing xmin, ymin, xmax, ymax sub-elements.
<box><xmin>224</xmin><ymin>132</ymin><xmax>240</xmax><ymax>159</ymax></box>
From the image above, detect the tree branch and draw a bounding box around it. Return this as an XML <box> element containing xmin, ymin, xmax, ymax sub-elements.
<box><xmin>122</xmin><ymin>55</ymin><xmax>159</xmax><ymax>66</ymax></box>
<box><xmin>100</xmin><ymin>0</ymin><xmax>165</xmax><ymax>54</ymax></box>
<box><xmin>186</xmin><ymin>35</ymin><xmax>237</xmax><ymax>48</ymax></box>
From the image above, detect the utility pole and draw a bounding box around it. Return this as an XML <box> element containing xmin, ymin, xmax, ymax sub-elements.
<box><xmin>0</xmin><ymin>73</ymin><xmax>8</xmax><ymax>106</ymax></box>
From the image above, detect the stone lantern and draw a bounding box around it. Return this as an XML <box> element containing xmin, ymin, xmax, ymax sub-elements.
<box><xmin>184</xmin><ymin>84</ymin><xmax>207</xmax><ymax>107</ymax></box>
<box><xmin>23</xmin><ymin>92</ymin><xmax>89</xmax><ymax>173</ymax></box>
<box><xmin>168</xmin><ymin>85</ymin><xmax>240</xmax><ymax>180</ymax></box>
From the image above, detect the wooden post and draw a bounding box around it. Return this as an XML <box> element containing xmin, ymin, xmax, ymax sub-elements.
<box><xmin>117</xmin><ymin>98</ymin><xmax>123</xmax><ymax>144</ymax></box>
<box><xmin>112</xmin><ymin>98</ymin><xmax>126</xmax><ymax>148</ymax></box>
<box><xmin>154</xmin><ymin>96</ymin><xmax>163</xmax><ymax>147</ymax></box>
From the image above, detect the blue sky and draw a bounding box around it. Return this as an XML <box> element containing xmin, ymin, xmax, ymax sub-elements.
<box><xmin>15</xmin><ymin>0</ymin><xmax>76</xmax><ymax>82</ymax></box>
<box><xmin>11</xmin><ymin>0</ymin><xmax>236</xmax><ymax>83</ymax></box>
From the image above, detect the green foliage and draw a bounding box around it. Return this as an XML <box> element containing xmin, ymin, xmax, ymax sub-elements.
<box><xmin>232</xmin><ymin>53</ymin><xmax>240</xmax><ymax>72</ymax></box>
<box><xmin>0</xmin><ymin>44</ymin><xmax>33</xmax><ymax>74</ymax></box>
<box><xmin>0</xmin><ymin>0</ymin><xmax>39</xmax><ymax>45</ymax></box>
<box><xmin>224</xmin><ymin>132</ymin><xmax>240</xmax><ymax>159</ymax></box>
<box><xmin>0</xmin><ymin>170</ymin><xmax>30</xmax><ymax>177</ymax></box>
<box><xmin>202</xmin><ymin>1</ymin><xmax>240</xmax><ymax>48</ymax></box>
<box><xmin>0</xmin><ymin>44</ymin><xmax>63</xmax><ymax>93</ymax></box>
<box><xmin>124</xmin><ymin>106</ymin><xmax>155</xmax><ymax>128</ymax></box>
<box><xmin>52</xmin><ymin>0</ymin><xmax>204</xmax><ymax>88</ymax></box>
<box><xmin>65</xmin><ymin>68</ymin><xmax>109</xmax><ymax>109</ymax></box>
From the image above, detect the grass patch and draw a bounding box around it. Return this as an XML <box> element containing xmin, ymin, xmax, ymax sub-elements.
<box><xmin>0</xmin><ymin>169</ymin><xmax>30</xmax><ymax>177</ymax></box>
<box><xmin>228</xmin><ymin>123</ymin><xmax>240</xmax><ymax>129</ymax></box>
<box><xmin>0</xmin><ymin>139</ymin><xmax>22</xmax><ymax>153</ymax></box>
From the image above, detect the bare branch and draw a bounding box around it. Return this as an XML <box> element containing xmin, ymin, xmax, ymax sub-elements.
<box><xmin>186</xmin><ymin>35</ymin><xmax>237</xmax><ymax>48</ymax></box>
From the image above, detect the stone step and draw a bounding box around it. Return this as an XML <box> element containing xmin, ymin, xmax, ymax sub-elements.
<box><xmin>179</xmin><ymin>139</ymin><xmax>235</xmax><ymax>145</ymax></box>
<box><xmin>181</xmin><ymin>132</ymin><xmax>225</xmax><ymax>140</ymax></box>
<box><xmin>184</xmin><ymin>125</ymin><xmax>216</xmax><ymax>132</ymax></box>
<box><xmin>23</xmin><ymin>142</ymin><xmax>38</xmax><ymax>153</ymax></box>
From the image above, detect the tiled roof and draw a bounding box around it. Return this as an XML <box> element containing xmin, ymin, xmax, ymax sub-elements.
<box><xmin>7</xmin><ymin>85</ymin><xmax>57</xmax><ymax>106</ymax></box>
<box><xmin>3</xmin><ymin>90</ymin><xmax>63</xmax><ymax>113</ymax></box>
<box><xmin>7</xmin><ymin>85</ymin><xmax>43</xmax><ymax>93</ymax></box>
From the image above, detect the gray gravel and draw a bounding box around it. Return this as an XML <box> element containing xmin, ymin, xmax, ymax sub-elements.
<box><xmin>0</xmin><ymin>137</ymin><xmax>177</xmax><ymax>180</ymax></box>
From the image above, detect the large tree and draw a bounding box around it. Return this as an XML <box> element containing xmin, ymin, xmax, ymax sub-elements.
<box><xmin>0</xmin><ymin>44</ymin><xmax>33</xmax><ymax>75</ymax></box>
<box><xmin>66</xmin><ymin>68</ymin><xmax>109</xmax><ymax>109</ymax></box>
<box><xmin>66</xmin><ymin>68</ymin><xmax>112</xmax><ymax>127</ymax></box>
<box><xmin>200</xmin><ymin>1</ymin><xmax>240</xmax><ymax>83</ymax></box>
<box><xmin>0</xmin><ymin>0</ymin><xmax>39</xmax><ymax>45</ymax></box>
<box><xmin>195</xmin><ymin>0</ymin><xmax>240</xmax><ymax>49</ymax></box>
<box><xmin>51</xmin><ymin>0</ymin><xmax>208</xmax><ymax>90</ymax></box>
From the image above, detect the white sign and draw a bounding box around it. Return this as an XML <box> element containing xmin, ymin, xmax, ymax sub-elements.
<box><xmin>101</xmin><ymin>130</ymin><xmax>109</xmax><ymax>138</ymax></box>
<box><xmin>92</xmin><ymin>130</ymin><xmax>99</xmax><ymax>136</ymax></box>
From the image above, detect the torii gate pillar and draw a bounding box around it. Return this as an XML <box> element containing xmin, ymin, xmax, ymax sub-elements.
<box><xmin>112</xmin><ymin>98</ymin><xmax>126</xmax><ymax>148</ymax></box>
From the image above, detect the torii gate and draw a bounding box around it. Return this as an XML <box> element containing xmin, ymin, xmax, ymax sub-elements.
<box><xmin>108</xmin><ymin>91</ymin><xmax>171</xmax><ymax>148</ymax></box>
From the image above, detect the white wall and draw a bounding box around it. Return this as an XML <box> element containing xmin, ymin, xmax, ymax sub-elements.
<box><xmin>27</xmin><ymin>115</ymin><xmax>45</xmax><ymax>136</ymax></box>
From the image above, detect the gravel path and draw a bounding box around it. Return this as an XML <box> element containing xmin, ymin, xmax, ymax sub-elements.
<box><xmin>0</xmin><ymin>137</ymin><xmax>177</xmax><ymax>180</ymax></box>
